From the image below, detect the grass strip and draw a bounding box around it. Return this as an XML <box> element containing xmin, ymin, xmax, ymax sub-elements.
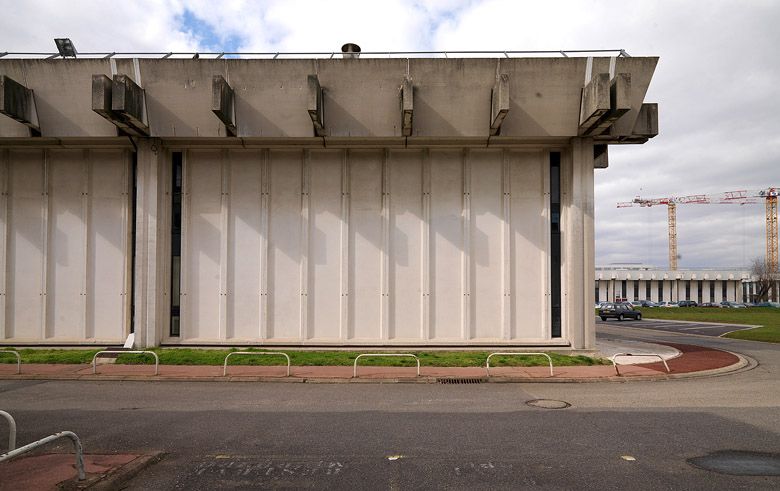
<box><xmin>0</xmin><ymin>348</ymin><xmax>609</xmax><ymax>367</ymax></box>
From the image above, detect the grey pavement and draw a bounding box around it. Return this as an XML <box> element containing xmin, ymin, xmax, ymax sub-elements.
<box><xmin>1</xmin><ymin>325</ymin><xmax>779</xmax><ymax>489</ymax></box>
<box><xmin>597</xmin><ymin>316</ymin><xmax>759</xmax><ymax>337</ymax></box>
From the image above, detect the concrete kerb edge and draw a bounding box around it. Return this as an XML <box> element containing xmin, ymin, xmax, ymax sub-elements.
<box><xmin>81</xmin><ymin>451</ymin><xmax>166</xmax><ymax>491</ymax></box>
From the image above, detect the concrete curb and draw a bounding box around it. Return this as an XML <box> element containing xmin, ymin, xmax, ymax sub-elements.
<box><xmin>83</xmin><ymin>452</ymin><xmax>165</xmax><ymax>491</ymax></box>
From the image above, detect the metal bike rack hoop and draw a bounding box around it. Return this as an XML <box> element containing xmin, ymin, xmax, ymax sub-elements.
<box><xmin>486</xmin><ymin>352</ymin><xmax>554</xmax><ymax>377</ymax></box>
<box><xmin>611</xmin><ymin>353</ymin><xmax>670</xmax><ymax>376</ymax></box>
<box><xmin>223</xmin><ymin>351</ymin><xmax>291</xmax><ymax>377</ymax></box>
<box><xmin>0</xmin><ymin>410</ymin><xmax>16</xmax><ymax>451</ymax></box>
<box><xmin>353</xmin><ymin>353</ymin><xmax>420</xmax><ymax>378</ymax></box>
<box><xmin>0</xmin><ymin>350</ymin><xmax>21</xmax><ymax>374</ymax></box>
<box><xmin>0</xmin><ymin>430</ymin><xmax>85</xmax><ymax>480</ymax></box>
<box><xmin>92</xmin><ymin>350</ymin><xmax>159</xmax><ymax>375</ymax></box>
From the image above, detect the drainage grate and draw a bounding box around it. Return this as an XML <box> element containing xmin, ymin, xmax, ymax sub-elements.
<box><xmin>437</xmin><ymin>378</ymin><xmax>485</xmax><ymax>384</ymax></box>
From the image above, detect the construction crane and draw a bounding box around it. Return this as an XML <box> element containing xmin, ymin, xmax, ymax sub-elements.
<box><xmin>617</xmin><ymin>188</ymin><xmax>778</xmax><ymax>272</ymax></box>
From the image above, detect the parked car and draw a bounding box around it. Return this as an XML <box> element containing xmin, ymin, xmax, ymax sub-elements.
<box><xmin>700</xmin><ymin>302</ymin><xmax>719</xmax><ymax>307</ymax></box>
<box><xmin>677</xmin><ymin>300</ymin><xmax>698</xmax><ymax>307</ymax></box>
<box><xmin>658</xmin><ymin>301</ymin><xmax>679</xmax><ymax>308</ymax></box>
<box><xmin>639</xmin><ymin>300</ymin><xmax>658</xmax><ymax>307</ymax></box>
<box><xmin>752</xmin><ymin>301</ymin><xmax>780</xmax><ymax>308</ymax></box>
<box><xmin>629</xmin><ymin>301</ymin><xmax>643</xmax><ymax>307</ymax></box>
<box><xmin>598</xmin><ymin>302</ymin><xmax>642</xmax><ymax>321</ymax></box>
<box><xmin>720</xmin><ymin>301</ymin><xmax>747</xmax><ymax>309</ymax></box>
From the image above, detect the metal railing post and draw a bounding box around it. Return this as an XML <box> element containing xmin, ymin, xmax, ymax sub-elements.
<box><xmin>353</xmin><ymin>354</ymin><xmax>420</xmax><ymax>378</ymax></box>
<box><xmin>1</xmin><ymin>410</ymin><xmax>16</xmax><ymax>451</ymax></box>
<box><xmin>223</xmin><ymin>352</ymin><xmax>291</xmax><ymax>376</ymax></box>
<box><xmin>0</xmin><ymin>430</ymin><xmax>85</xmax><ymax>480</ymax></box>
<box><xmin>486</xmin><ymin>352</ymin><xmax>554</xmax><ymax>377</ymax></box>
<box><xmin>92</xmin><ymin>350</ymin><xmax>159</xmax><ymax>375</ymax></box>
<box><xmin>0</xmin><ymin>350</ymin><xmax>21</xmax><ymax>374</ymax></box>
<box><xmin>611</xmin><ymin>353</ymin><xmax>671</xmax><ymax>376</ymax></box>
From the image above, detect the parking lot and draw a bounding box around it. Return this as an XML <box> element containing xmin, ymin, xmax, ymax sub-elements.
<box><xmin>595</xmin><ymin>316</ymin><xmax>758</xmax><ymax>337</ymax></box>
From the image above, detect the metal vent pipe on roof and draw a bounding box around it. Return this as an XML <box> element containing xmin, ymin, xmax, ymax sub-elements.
<box><xmin>341</xmin><ymin>43</ymin><xmax>361</xmax><ymax>59</ymax></box>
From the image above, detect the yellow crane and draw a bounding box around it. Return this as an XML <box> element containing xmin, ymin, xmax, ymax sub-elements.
<box><xmin>617</xmin><ymin>187</ymin><xmax>778</xmax><ymax>272</ymax></box>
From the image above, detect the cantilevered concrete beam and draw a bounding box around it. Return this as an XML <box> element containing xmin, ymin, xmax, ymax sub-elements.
<box><xmin>489</xmin><ymin>74</ymin><xmax>509</xmax><ymax>136</ymax></box>
<box><xmin>400</xmin><ymin>76</ymin><xmax>413</xmax><ymax>137</ymax></box>
<box><xmin>0</xmin><ymin>75</ymin><xmax>40</xmax><ymax>135</ymax></box>
<box><xmin>579</xmin><ymin>73</ymin><xmax>631</xmax><ymax>136</ymax></box>
<box><xmin>92</xmin><ymin>74</ymin><xmax>149</xmax><ymax>136</ymax></box>
<box><xmin>618</xmin><ymin>102</ymin><xmax>659</xmax><ymax>143</ymax></box>
<box><xmin>307</xmin><ymin>74</ymin><xmax>325</xmax><ymax>137</ymax></box>
<box><xmin>594</xmin><ymin>144</ymin><xmax>608</xmax><ymax>169</ymax></box>
<box><xmin>212</xmin><ymin>75</ymin><xmax>236</xmax><ymax>136</ymax></box>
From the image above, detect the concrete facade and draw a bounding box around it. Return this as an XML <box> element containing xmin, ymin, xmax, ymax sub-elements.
<box><xmin>0</xmin><ymin>55</ymin><xmax>659</xmax><ymax>348</ymax></box>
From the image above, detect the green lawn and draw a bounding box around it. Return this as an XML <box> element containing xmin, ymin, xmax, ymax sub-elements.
<box><xmin>0</xmin><ymin>348</ymin><xmax>608</xmax><ymax>367</ymax></box>
<box><xmin>638</xmin><ymin>307</ymin><xmax>780</xmax><ymax>343</ymax></box>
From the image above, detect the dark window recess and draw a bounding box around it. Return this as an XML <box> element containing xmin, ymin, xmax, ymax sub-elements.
<box><xmin>723</xmin><ymin>281</ymin><xmax>729</xmax><ymax>301</ymax></box>
<box><xmin>170</xmin><ymin>152</ymin><xmax>183</xmax><ymax>337</ymax></box>
<box><xmin>646</xmin><ymin>281</ymin><xmax>651</xmax><ymax>301</ymax></box>
<box><xmin>595</xmin><ymin>285</ymin><xmax>599</xmax><ymax>302</ymax></box>
<box><xmin>710</xmin><ymin>281</ymin><xmax>715</xmax><ymax>303</ymax></box>
<box><xmin>621</xmin><ymin>280</ymin><xmax>627</xmax><ymax>300</ymax></box>
<box><xmin>633</xmin><ymin>280</ymin><xmax>639</xmax><ymax>301</ymax></box>
<box><xmin>549</xmin><ymin>152</ymin><xmax>561</xmax><ymax>338</ymax></box>
<box><xmin>658</xmin><ymin>281</ymin><xmax>664</xmax><ymax>302</ymax></box>
<box><xmin>697</xmin><ymin>281</ymin><xmax>703</xmax><ymax>303</ymax></box>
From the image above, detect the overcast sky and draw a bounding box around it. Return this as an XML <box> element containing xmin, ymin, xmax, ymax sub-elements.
<box><xmin>1</xmin><ymin>0</ymin><xmax>778</xmax><ymax>270</ymax></box>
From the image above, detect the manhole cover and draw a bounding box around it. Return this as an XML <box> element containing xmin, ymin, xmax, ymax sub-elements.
<box><xmin>688</xmin><ymin>450</ymin><xmax>780</xmax><ymax>476</ymax></box>
<box><xmin>525</xmin><ymin>399</ymin><xmax>571</xmax><ymax>409</ymax></box>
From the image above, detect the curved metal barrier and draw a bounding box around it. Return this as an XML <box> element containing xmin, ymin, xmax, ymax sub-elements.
<box><xmin>0</xmin><ymin>430</ymin><xmax>85</xmax><ymax>481</ymax></box>
<box><xmin>92</xmin><ymin>350</ymin><xmax>159</xmax><ymax>375</ymax></box>
<box><xmin>611</xmin><ymin>353</ymin><xmax>671</xmax><ymax>376</ymax></box>
<box><xmin>353</xmin><ymin>354</ymin><xmax>420</xmax><ymax>378</ymax></box>
<box><xmin>1</xmin><ymin>410</ymin><xmax>16</xmax><ymax>451</ymax></box>
<box><xmin>0</xmin><ymin>350</ymin><xmax>21</xmax><ymax>374</ymax></box>
<box><xmin>486</xmin><ymin>352</ymin><xmax>554</xmax><ymax>377</ymax></box>
<box><xmin>223</xmin><ymin>351</ymin><xmax>291</xmax><ymax>377</ymax></box>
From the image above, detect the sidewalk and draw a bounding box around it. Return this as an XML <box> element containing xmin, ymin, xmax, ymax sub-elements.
<box><xmin>0</xmin><ymin>341</ymin><xmax>746</xmax><ymax>383</ymax></box>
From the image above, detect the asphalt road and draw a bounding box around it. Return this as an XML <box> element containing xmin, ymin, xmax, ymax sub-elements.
<box><xmin>1</xmin><ymin>328</ymin><xmax>779</xmax><ymax>489</ymax></box>
<box><xmin>596</xmin><ymin>316</ymin><xmax>758</xmax><ymax>337</ymax></box>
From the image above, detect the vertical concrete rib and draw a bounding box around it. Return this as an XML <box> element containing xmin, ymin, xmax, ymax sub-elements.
<box><xmin>300</xmin><ymin>150</ymin><xmax>310</xmax><ymax>341</ymax></box>
<box><xmin>0</xmin><ymin>150</ymin><xmax>7</xmax><ymax>340</ymax></box>
<box><xmin>461</xmin><ymin>149</ymin><xmax>471</xmax><ymax>340</ymax></box>
<box><xmin>380</xmin><ymin>150</ymin><xmax>390</xmax><ymax>340</ymax></box>
<box><xmin>259</xmin><ymin>150</ymin><xmax>269</xmax><ymax>340</ymax></box>
<box><xmin>501</xmin><ymin>150</ymin><xmax>511</xmax><ymax>340</ymax></box>
<box><xmin>41</xmin><ymin>150</ymin><xmax>50</xmax><ymax>340</ymax></box>
<box><xmin>82</xmin><ymin>150</ymin><xmax>92</xmax><ymax>339</ymax></box>
<box><xmin>339</xmin><ymin>150</ymin><xmax>350</xmax><ymax>340</ymax></box>
<box><xmin>120</xmin><ymin>150</ymin><xmax>131</xmax><ymax>339</ymax></box>
<box><xmin>421</xmin><ymin>149</ymin><xmax>431</xmax><ymax>340</ymax></box>
<box><xmin>219</xmin><ymin>150</ymin><xmax>229</xmax><ymax>340</ymax></box>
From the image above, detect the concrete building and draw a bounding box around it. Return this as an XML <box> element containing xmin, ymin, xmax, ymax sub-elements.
<box><xmin>595</xmin><ymin>264</ymin><xmax>769</xmax><ymax>304</ymax></box>
<box><xmin>0</xmin><ymin>49</ymin><xmax>659</xmax><ymax>349</ymax></box>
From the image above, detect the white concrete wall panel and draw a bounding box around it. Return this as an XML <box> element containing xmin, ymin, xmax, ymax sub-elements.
<box><xmin>6</xmin><ymin>151</ymin><xmax>45</xmax><ymax>339</ymax></box>
<box><xmin>47</xmin><ymin>151</ymin><xmax>86</xmax><ymax>339</ymax></box>
<box><xmin>388</xmin><ymin>150</ymin><xmax>424</xmax><ymax>340</ymax></box>
<box><xmin>509</xmin><ymin>151</ymin><xmax>547</xmax><ymax>339</ymax></box>
<box><xmin>429</xmin><ymin>150</ymin><xmax>464</xmax><ymax>340</ymax></box>
<box><xmin>469</xmin><ymin>150</ymin><xmax>503</xmax><ymax>339</ymax></box>
<box><xmin>88</xmin><ymin>150</ymin><xmax>129</xmax><ymax>340</ymax></box>
<box><xmin>348</xmin><ymin>150</ymin><xmax>383</xmax><ymax>340</ymax></box>
<box><xmin>267</xmin><ymin>150</ymin><xmax>303</xmax><ymax>340</ymax></box>
<box><xmin>307</xmin><ymin>150</ymin><xmax>343</xmax><ymax>340</ymax></box>
<box><xmin>227</xmin><ymin>151</ymin><xmax>263</xmax><ymax>340</ymax></box>
<box><xmin>183</xmin><ymin>150</ymin><xmax>222</xmax><ymax>339</ymax></box>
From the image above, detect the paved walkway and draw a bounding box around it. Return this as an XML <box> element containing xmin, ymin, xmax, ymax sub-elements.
<box><xmin>0</xmin><ymin>341</ymin><xmax>744</xmax><ymax>383</ymax></box>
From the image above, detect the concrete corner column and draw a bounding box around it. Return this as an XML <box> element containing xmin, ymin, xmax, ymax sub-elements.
<box><xmin>566</xmin><ymin>137</ymin><xmax>595</xmax><ymax>349</ymax></box>
<box><xmin>133</xmin><ymin>138</ymin><xmax>169</xmax><ymax>348</ymax></box>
